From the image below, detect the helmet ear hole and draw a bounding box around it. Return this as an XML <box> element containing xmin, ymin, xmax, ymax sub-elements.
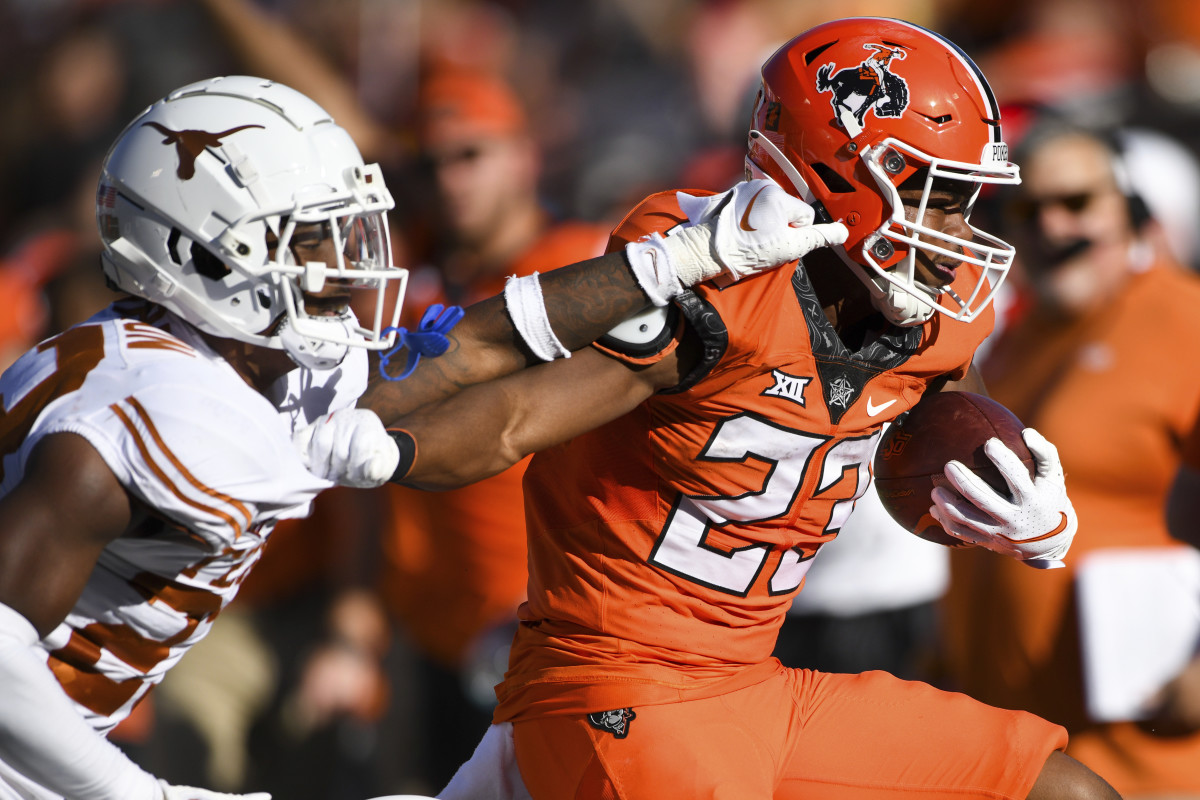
<box><xmin>190</xmin><ymin>241</ymin><xmax>232</xmax><ymax>281</ymax></box>
<box><xmin>167</xmin><ymin>229</ymin><xmax>184</xmax><ymax>265</ymax></box>
<box><xmin>811</xmin><ymin>163</ymin><xmax>854</xmax><ymax>193</ymax></box>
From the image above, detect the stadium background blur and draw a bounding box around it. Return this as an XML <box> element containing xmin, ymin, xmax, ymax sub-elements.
<box><xmin>5</xmin><ymin>0</ymin><xmax>1200</xmax><ymax>797</ymax></box>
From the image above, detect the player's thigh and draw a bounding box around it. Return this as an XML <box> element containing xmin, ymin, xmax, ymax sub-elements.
<box><xmin>778</xmin><ymin>670</ymin><xmax>1068</xmax><ymax>800</ymax></box>
<box><xmin>512</xmin><ymin>690</ymin><xmax>791</xmax><ymax>800</ymax></box>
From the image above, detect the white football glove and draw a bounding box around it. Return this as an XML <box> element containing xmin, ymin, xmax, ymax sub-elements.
<box><xmin>624</xmin><ymin>178</ymin><xmax>849</xmax><ymax>305</ymax></box>
<box><xmin>158</xmin><ymin>780</ymin><xmax>271</xmax><ymax>800</ymax></box>
<box><xmin>929</xmin><ymin>428</ymin><xmax>1077</xmax><ymax>569</ymax></box>
<box><xmin>293</xmin><ymin>408</ymin><xmax>400</xmax><ymax>488</ymax></box>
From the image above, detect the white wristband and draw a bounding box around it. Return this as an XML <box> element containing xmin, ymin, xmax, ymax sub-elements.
<box><xmin>503</xmin><ymin>273</ymin><xmax>571</xmax><ymax>361</ymax></box>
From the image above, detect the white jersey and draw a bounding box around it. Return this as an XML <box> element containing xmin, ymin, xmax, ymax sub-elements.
<box><xmin>0</xmin><ymin>299</ymin><xmax>366</xmax><ymax>734</ymax></box>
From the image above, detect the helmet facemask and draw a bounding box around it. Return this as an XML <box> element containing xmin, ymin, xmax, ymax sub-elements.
<box><xmin>857</xmin><ymin>138</ymin><xmax>1019</xmax><ymax>325</ymax></box>
<box><xmin>749</xmin><ymin>129</ymin><xmax>1018</xmax><ymax>326</ymax></box>
<box><xmin>238</xmin><ymin>165</ymin><xmax>408</xmax><ymax>368</ymax></box>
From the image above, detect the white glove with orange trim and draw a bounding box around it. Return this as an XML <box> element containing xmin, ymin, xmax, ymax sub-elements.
<box><xmin>929</xmin><ymin>428</ymin><xmax>1077</xmax><ymax>569</ymax></box>
<box><xmin>624</xmin><ymin>178</ymin><xmax>848</xmax><ymax>305</ymax></box>
<box><xmin>159</xmin><ymin>781</ymin><xmax>270</xmax><ymax>800</ymax></box>
<box><xmin>293</xmin><ymin>408</ymin><xmax>400</xmax><ymax>488</ymax></box>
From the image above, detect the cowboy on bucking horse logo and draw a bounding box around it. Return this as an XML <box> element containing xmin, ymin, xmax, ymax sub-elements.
<box><xmin>816</xmin><ymin>44</ymin><xmax>910</xmax><ymax>130</ymax></box>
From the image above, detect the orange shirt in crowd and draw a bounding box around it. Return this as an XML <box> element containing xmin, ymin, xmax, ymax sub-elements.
<box><xmin>379</xmin><ymin>220</ymin><xmax>606</xmax><ymax>666</ymax></box>
<box><xmin>943</xmin><ymin>260</ymin><xmax>1200</xmax><ymax>797</ymax></box>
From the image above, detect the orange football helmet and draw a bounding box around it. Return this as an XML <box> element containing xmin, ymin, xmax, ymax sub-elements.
<box><xmin>746</xmin><ymin>17</ymin><xmax>1020</xmax><ymax>325</ymax></box>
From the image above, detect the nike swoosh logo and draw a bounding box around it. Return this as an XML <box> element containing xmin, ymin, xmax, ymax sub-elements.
<box><xmin>740</xmin><ymin>186</ymin><xmax>768</xmax><ymax>232</ymax></box>
<box><xmin>866</xmin><ymin>397</ymin><xmax>897</xmax><ymax>417</ymax></box>
<box><xmin>648</xmin><ymin>249</ymin><xmax>664</xmax><ymax>283</ymax></box>
<box><xmin>999</xmin><ymin>512</ymin><xmax>1070</xmax><ymax>544</ymax></box>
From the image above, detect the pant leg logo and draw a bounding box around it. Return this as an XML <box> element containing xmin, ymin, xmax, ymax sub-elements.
<box><xmin>586</xmin><ymin>708</ymin><xmax>637</xmax><ymax>739</ymax></box>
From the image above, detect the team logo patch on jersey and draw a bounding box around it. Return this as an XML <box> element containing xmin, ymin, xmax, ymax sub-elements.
<box><xmin>827</xmin><ymin>375</ymin><xmax>856</xmax><ymax>409</ymax></box>
<box><xmin>762</xmin><ymin>369</ymin><xmax>811</xmax><ymax>406</ymax></box>
<box><xmin>141</xmin><ymin>122</ymin><xmax>265</xmax><ymax>180</ymax></box>
<box><xmin>587</xmin><ymin>708</ymin><xmax>637</xmax><ymax>739</ymax></box>
<box><xmin>816</xmin><ymin>44</ymin><xmax>909</xmax><ymax>131</ymax></box>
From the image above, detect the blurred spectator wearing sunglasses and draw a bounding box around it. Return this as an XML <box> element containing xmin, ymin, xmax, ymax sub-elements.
<box><xmin>941</xmin><ymin>118</ymin><xmax>1200</xmax><ymax>799</ymax></box>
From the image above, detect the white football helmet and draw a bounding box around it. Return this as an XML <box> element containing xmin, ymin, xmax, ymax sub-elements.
<box><xmin>97</xmin><ymin>75</ymin><xmax>407</xmax><ymax>368</ymax></box>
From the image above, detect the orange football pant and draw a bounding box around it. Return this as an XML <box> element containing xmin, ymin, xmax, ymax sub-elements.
<box><xmin>512</xmin><ymin>663</ymin><xmax>1067</xmax><ymax>800</ymax></box>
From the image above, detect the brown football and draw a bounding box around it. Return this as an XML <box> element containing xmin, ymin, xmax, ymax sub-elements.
<box><xmin>872</xmin><ymin>391</ymin><xmax>1035</xmax><ymax>548</ymax></box>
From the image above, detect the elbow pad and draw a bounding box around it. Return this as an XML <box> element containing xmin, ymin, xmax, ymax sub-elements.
<box><xmin>594</xmin><ymin>304</ymin><xmax>680</xmax><ymax>364</ymax></box>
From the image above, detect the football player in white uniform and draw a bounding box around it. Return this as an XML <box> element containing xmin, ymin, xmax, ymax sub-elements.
<box><xmin>0</xmin><ymin>76</ymin><xmax>844</xmax><ymax>800</ymax></box>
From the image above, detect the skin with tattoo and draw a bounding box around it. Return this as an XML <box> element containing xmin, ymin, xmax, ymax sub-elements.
<box><xmin>362</xmin><ymin>251</ymin><xmax>651</xmax><ymax>423</ymax></box>
<box><xmin>391</xmin><ymin>186</ymin><xmax>988</xmax><ymax>490</ymax></box>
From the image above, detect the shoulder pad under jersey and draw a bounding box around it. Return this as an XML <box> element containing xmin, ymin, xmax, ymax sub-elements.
<box><xmin>597</xmin><ymin>304</ymin><xmax>678</xmax><ymax>360</ymax></box>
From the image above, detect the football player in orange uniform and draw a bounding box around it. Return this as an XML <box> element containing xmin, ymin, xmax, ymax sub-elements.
<box><xmin>0</xmin><ymin>76</ymin><xmax>837</xmax><ymax>800</ymax></box>
<box><xmin>389</xmin><ymin>18</ymin><xmax>1120</xmax><ymax>800</ymax></box>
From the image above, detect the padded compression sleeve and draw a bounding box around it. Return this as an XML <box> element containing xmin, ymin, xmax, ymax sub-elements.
<box><xmin>0</xmin><ymin>602</ymin><xmax>161</xmax><ymax>800</ymax></box>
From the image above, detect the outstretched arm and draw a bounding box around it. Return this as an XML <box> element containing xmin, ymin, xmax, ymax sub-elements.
<box><xmin>363</xmin><ymin>179</ymin><xmax>848</xmax><ymax>424</ymax></box>
<box><xmin>300</xmin><ymin>290</ymin><xmax>685</xmax><ymax>490</ymax></box>
<box><xmin>298</xmin><ymin>180</ymin><xmax>846</xmax><ymax>488</ymax></box>
<box><xmin>361</xmin><ymin>251</ymin><xmax>648</xmax><ymax>423</ymax></box>
<box><xmin>394</xmin><ymin>337</ymin><xmax>690</xmax><ymax>490</ymax></box>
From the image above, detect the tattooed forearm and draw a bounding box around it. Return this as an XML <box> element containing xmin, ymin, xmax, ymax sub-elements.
<box><xmin>361</xmin><ymin>251</ymin><xmax>653</xmax><ymax>425</ymax></box>
<box><xmin>535</xmin><ymin>251</ymin><xmax>652</xmax><ymax>349</ymax></box>
<box><xmin>361</xmin><ymin>333</ymin><xmax>500</xmax><ymax>425</ymax></box>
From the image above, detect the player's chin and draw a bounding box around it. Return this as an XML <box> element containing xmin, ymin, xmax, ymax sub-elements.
<box><xmin>918</xmin><ymin>259</ymin><xmax>959</xmax><ymax>290</ymax></box>
<box><xmin>931</xmin><ymin>257</ymin><xmax>960</xmax><ymax>286</ymax></box>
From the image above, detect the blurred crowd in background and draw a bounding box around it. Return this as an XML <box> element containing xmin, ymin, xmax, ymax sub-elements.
<box><xmin>7</xmin><ymin>0</ymin><xmax>1200</xmax><ymax>798</ymax></box>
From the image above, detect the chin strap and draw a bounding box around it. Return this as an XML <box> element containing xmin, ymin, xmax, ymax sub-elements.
<box><xmin>377</xmin><ymin>303</ymin><xmax>465</xmax><ymax>382</ymax></box>
<box><xmin>278</xmin><ymin>315</ymin><xmax>354</xmax><ymax>370</ymax></box>
<box><xmin>836</xmin><ymin>248</ymin><xmax>937</xmax><ymax>328</ymax></box>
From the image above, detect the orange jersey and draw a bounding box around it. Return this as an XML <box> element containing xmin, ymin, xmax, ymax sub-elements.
<box><xmin>495</xmin><ymin>191</ymin><xmax>992</xmax><ymax>721</ymax></box>
<box><xmin>944</xmin><ymin>260</ymin><xmax>1200</xmax><ymax>797</ymax></box>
